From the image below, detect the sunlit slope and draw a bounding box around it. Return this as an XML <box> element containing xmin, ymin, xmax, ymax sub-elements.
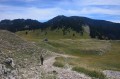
<box><xmin>18</xmin><ymin>31</ymin><xmax>120</xmax><ymax>70</ymax></box>
<box><xmin>0</xmin><ymin>30</ymin><xmax>42</xmax><ymax>67</ymax></box>
<box><xmin>46</xmin><ymin>39</ymin><xmax>120</xmax><ymax>71</ymax></box>
<box><xmin>16</xmin><ymin>28</ymin><xmax>90</xmax><ymax>41</ymax></box>
<box><xmin>16</xmin><ymin>29</ymin><xmax>120</xmax><ymax>71</ymax></box>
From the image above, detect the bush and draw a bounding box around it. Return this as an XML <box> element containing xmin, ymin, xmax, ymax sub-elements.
<box><xmin>53</xmin><ymin>61</ymin><xmax>64</xmax><ymax>68</ymax></box>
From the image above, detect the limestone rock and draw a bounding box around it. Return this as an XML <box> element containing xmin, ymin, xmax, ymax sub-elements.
<box><xmin>5</xmin><ymin>58</ymin><xmax>15</xmax><ymax>68</ymax></box>
<box><xmin>0</xmin><ymin>64</ymin><xmax>18</xmax><ymax>79</ymax></box>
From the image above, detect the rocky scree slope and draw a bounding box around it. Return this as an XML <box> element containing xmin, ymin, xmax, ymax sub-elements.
<box><xmin>0</xmin><ymin>30</ymin><xmax>45</xmax><ymax>79</ymax></box>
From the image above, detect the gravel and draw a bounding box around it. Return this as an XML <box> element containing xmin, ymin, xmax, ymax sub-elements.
<box><xmin>103</xmin><ymin>70</ymin><xmax>120</xmax><ymax>79</ymax></box>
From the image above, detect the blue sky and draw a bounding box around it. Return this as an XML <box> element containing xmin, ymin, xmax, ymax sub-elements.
<box><xmin>0</xmin><ymin>0</ymin><xmax>120</xmax><ymax>23</ymax></box>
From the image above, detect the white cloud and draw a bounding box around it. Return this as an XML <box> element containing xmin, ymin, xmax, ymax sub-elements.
<box><xmin>80</xmin><ymin>7</ymin><xmax>120</xmax><ymax>15</ymax></box>
<box><xmin>0</xmin><ymin>5</ymin><xmax>66</xmax><ymax>20</ymax></box>
<box><xmin>0</xmin><ymin>4</ymin><xmax>120</xmax><ymax>22</ymax></box>
<box><xmin>111</xmin><ymin>20</ymin><xmax>120</xmax><ymax>23</ymax></box>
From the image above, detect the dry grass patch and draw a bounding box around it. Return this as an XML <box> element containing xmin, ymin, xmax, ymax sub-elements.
<box><xmin>72</xmin><ymin>66</ymin><xmax>106</xmax><ymax>79</ymax></box>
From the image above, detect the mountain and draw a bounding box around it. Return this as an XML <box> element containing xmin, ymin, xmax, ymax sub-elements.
<box><xmin>44</xmin><ymin>15</ymin><xmax>84</xmax><ymax>33</ymax></box>
<box><xmin>45</xmin><ymin>15</ymin><xmax>120</xmax><ymax>40</ymax></box>
<box><xmin>0</xmin><ymin>15</ymin><xmax>120</xmax><ymax>40</ymax></box>
<box><xmin>0</xmin><ymin>19</ymin><xmax>43</xmax><ymax>32</ymax></box>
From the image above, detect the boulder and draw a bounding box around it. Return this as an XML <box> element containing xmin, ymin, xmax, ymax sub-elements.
<box><xmin>5</xmin><ymin>58</ymin><xmax>15</xmax><ymax>68</ymax></box>
<box><xmin>43</xmin><ymin>38</ymin><xmax>48</xmax><ymax>42</ymax></box>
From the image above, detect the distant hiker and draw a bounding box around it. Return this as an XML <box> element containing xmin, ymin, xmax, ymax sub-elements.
<box><xmin>26</xmin><ymin>31</ymin><xmax>28</xmax><ymax>35</ymax></box>
<box><xmin>40</xmin><ymin>54</ymin><xmax>44</xmax><ymax>65</ymax></box>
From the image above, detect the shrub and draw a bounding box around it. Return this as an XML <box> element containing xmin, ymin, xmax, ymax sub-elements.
<box><xmin>53</xmin><ymin>61</ymin><xmax>64</xmax><ymax>68</ymax></box>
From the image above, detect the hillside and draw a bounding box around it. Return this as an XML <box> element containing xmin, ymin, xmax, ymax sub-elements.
<box><xmin>16</xmin><ymin>29</ymin><xmax>120</xmax><ymax>79</ymax></box>
<box><xmin>0</xmin><ymin>30</ymin><xmax>49</xmax><ymax>79</ymax></box>
<box><xmin>45</xmin><ymin>15</ymin><xmax>120</xmax><ymax>40</ymax></box>
<box><xmin>0</xmin><ymin>15</ymin><xmax>120</xmax><ymax>40</ymax></box>
<box><xmin>16</xmin><ymin>28</ymin><xmax>90</xmax><ymax>41</ymax></box>
<box><xmin>0</xmin><ymin>30</ymin><xmax>93</xmax><ymax>79</ymax></box>
<box><xmin>1</xmin><ymin>29</ymin><xmax>120</xmax><ymax>79</ymax></box>
<box><xmin>0</xmin><ymin>30</ymin><xmax>43</xmax><ymax>65</ymax></box>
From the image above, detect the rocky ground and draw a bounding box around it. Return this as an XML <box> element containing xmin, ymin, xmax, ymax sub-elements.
<box><xmin>103</xmin><ymin>70</ymin><xmax>120</xmax><ymax>79</ymax></box>
<box><xmin>1</xmin><ymin>52</ymin><xmax>120</xmax><ymax>79</ymax></box>
<box><xmin>15</xmin><ymin>53</ymin><xmax>92</xmax><ymax>79</ymax></box>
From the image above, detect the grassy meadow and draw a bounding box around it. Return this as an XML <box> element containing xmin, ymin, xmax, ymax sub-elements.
<box><xmin>16</xmin><ymin>29</ymin><xmax>120</xmax><ymax>78</ymax></box>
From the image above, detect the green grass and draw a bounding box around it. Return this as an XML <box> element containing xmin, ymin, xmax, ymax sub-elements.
<box><xmin>44</xmin><ymin>40</ymin><xmax>120</xmax><ymax>71</ymax></box>
<box><xmin>16</xmin><ymin>28</ymin><xmax>90</xmax><ymax>40</ymax></box>
<box><xmin>53</xmin><ymin>61</ymin><xmax>65</xmax><ymax>68</ymax></box>
<box><xmin>53</xmin><ymin>57</ymin><xmax>106</xmax><ymax>78</ymax></box>
<box><xmin>17</xmin><ymin>30</ymin><xmax>120</xmax><ymax>71</ymax></box>
<box><xmin>45</xmin><ymin>39</ymin><xmax>109</xmax><ymax>56</ymax></box>
<box><xmin>16</xmin><ymin>29</ymin><xmax>120</xmax><ymax>78</ymax></box>
<box><xmin>53</xmin><ymin>57</ymin><xmax>65</xmax><ymax>68</ymax></box>
<box><xmin>72</xmin><ymin>66</ymin><xmax>106</xmax><ymax>79</ymax></box>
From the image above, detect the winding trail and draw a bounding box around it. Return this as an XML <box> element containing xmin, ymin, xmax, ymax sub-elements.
<box><xmin>41</xmin><ymin>53</ymin><xmax>91</xmax><ymax>79</ymax></box>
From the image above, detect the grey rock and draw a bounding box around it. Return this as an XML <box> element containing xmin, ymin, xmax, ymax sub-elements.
<box><xmin>103</xmin><ymin>70</ymin><xmax>120</xmax><ymax>79</ymax></box>
<box><xmin>0</xmin><ymin>62</ymin><xmax>18</xmax><ymax>79</ymax></box>
<box><xmin>0</xmin><ymin>64</ymin><xmax>3</xmax><ymax>75</ymax></box>
<box><xmin>5</xmin><ymin>58</ymin><xmax>15</xmax><ymax>68</ymax></box>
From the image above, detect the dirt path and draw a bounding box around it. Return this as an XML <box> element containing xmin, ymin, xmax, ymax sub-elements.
<box><xmin>19</xmin><ymin>53</ymin><xmax>120</xmax><ymax>79</ymax></box>
<box><xmin>41</xmin><ymin>54</ymin><xmax>91</xmax><ymax>79</ymax></box>
<box><xmin>19</xmin><ymin>53</ymin><xmax>91</xmax><ymax>79</ymax></box>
